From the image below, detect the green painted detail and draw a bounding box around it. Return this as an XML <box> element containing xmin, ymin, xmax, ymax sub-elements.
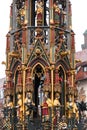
<box><xmin>27</xmin><ymin>40</ymin><xmax>50</xmax><ymax>65</ymax></box>
<box><xmin>10</xmin><ymin>58</ymin><xmax>21</xmax><ymax>71</ymax></box>
<box><xmin>56</xmin><ymin>43</ymin><xmax>70</xmax><ymax>68</ymax></box>
<box><xmin>52</xmin><ymin>47</ymin><xmax>55</xmax><ymax>62</ymax></box>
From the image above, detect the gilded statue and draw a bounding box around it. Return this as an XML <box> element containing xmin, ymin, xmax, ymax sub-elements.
<box><xmin>44</xmin><ymin>91</ymin><xmax>53</xmax><ymax>107</ymax></box>
<box><xmin>66</xmin><ymin>95</ymin><xmax>79</xmax><ymax>120</ymax></box>
<box><xmin>54</xmin><ymin>92</ymin><xmax>60</xmax><ymax>107</ymax></box>
<box><xmin>17</xmin><ymin>93</ymin><xmax>23</xmax><ymax>119</ymax></box>
<box><xmin>36</xmin><ymin>0</ymin><xmax>43</xmax><ymax>16</ymax></box>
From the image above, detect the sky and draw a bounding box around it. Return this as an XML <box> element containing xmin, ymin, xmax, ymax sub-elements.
<box><xmin>0</xmin><ymin>0</ymin><xmax>12</xmax><ymax>79</ymax></box>
<box><xmin>71</xmin><ymin>0</ymin><xmax>87</xmax><ymax>51</ymax></box>
<box><xmin>0</xmin><ymin>0</ymin><xmax>87</xmax><ymax>79</ymax></box>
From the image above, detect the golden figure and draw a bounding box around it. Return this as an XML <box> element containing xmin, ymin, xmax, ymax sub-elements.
<box><xmin>54</xmin><ymin>92</ymin><xmax>60</xmax><ymax>107</ymax></box>
<box><xmin>17</xmin><ymin>93</ymin><xmax>23</xmax><ymax>119</ymax></box>
<box><xmin>36</xmin><ymin>0</ymin><xmax>43</xmax><ymax>16</ymax></box>
<box><xmin>66</xmin><ymin>95</ymin><xmax>79</xmax><ymax>119</ymax></box>
<box><xmin>44</xmin><ymin>91</ymin><xmax>53</xmax><ymax>107</ymax></box>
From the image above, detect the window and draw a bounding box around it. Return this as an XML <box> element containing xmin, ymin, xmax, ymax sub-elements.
<box><xmin>0</xmin><ymin>89</ymin><xmax>4</xmax><ymax>99</ymax></box>
<box><xmin>83</xmin><ymin>66</ymin><xmax>87</xmax><ymax>72</ymax></box>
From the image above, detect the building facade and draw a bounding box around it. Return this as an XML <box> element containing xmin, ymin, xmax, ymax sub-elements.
<box><xmin>75</xmin><ymin>30</ymin><xmax>87</xmax><ymax>118</ymax></box>
<box><xmin>0</xmin><ymin>78</ymin><xmax>5</xmax><ymax>117</ymax></box>
<box><xmin>3</xmin><ymin>0</ymin><xmax>79</xmax><ymax>129</ymax></box>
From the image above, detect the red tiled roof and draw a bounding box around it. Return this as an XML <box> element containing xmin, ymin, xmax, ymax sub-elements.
<box><xmin>76</xmin><ymin>61</ymin><xmax>87</xmax><ymax>68</ymax></box>
<box><xmin>75</xmin><ymin>49</ymin><xmax>87</xmax><ymax>62</ymax></box>
<box><xmin>75</xmin><ymin>49</ymin><xmax>87</xmax><ymax>81</ymax></box>
<box><xmin>76</xmin><ymin>71</ymin><xmax>87</xmax><ymax>81</ymax></box>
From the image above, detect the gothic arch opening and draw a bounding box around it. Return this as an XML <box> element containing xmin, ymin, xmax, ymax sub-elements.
<box><xmin>58</xmin><ymin>65</ymin><xmax>66</xmax><ymax>115</ymax></box>
<box><xmin>32</xmin><ymin>64</ymin><xmax>45</xmax><ymax>117</ymax></box>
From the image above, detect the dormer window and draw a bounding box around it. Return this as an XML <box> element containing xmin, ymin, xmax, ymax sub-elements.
<box><xmin>83</xmin><ymin>66</ymin><xmax>87</xmax><ymax>72</ymax></box>
<box><xmin>76</xmin><ymin>66</ymin><xmax>81</xmax><ymax>74</ymax></box>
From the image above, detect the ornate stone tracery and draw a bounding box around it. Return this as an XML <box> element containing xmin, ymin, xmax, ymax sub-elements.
<box><xmin>3</xmin><ymin>0</ymin><xmax>78</xmax><ymax>129</ymax></box>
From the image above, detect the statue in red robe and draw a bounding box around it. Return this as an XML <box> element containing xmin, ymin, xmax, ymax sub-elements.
<box><xmin>36</xmin><ymin>0</ymin><xmax>43</xmax><ymax>25</ymax></box>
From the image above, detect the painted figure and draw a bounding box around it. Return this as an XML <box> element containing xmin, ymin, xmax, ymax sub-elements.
<box><xmin>4</xmin><ymin>95</ymin><xmax>13</xmax><ymax>118</ymax></box>
<box><xmin>4</xmin><ymin>95</ymin><xmax>13</xmax><ymax>109</ymax></box>
<box><xmin>36</xmin><ymin>0</ymin><xmax>43</xmax><ymax>18</ymax></box>
<box><xmin>44</xmin><ymin>91</ymin><xmax>52</xmax><ymax>107</ymax></box>
<box><xmin>53</xmin><ymin>93</ymin><xmax>61</xmax><ymax>125</ymax></box>
<box><xmin>17</xmin><ymin>93</ymin><xmax>23</xmax><ymax>119</ymax></box>
<box><xmin>36</xmin><ymin>0</ymin><xmax>43</xmax><ymax>25</ymax></box>
<box><xmin>41</xmin><ymin>93</ymin><xmax>49</xmax><ymax>122</ymax></box>
<box><xmin>54</xmin><ymin>0</ymin><xmax>60</xmax><ymax>25</ymax></box>
<box><xmin>54</xmin><ymin>92</ymin><xmax>60</xmax><ymax>107</ymax></box>
<box><xmin>25</xmin><ymin>92</ymin><xmax>35</xmax><ymax>117</ymax></box>
<box><xmin>66</xmin><ymin>95</ymin><xmax>79</xmax><ymax>119</ymax></box>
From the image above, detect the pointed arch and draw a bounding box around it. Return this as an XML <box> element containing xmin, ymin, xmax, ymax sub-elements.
<box><xmin>10</xmin><ymin>60</ymin><xmax>22</xmax><ymax>96</ymax></box>
<box><xmin>55</xmin><ymin>64</ymin><xmax>67</xmax><ymax>116</ymax></box>
<box><xmin>31</xmin><ymin>62</ymin><xmax>45</xmax><ymax>76</ymax></box>
<box><xmin>28</xmin><ymin>57</ymin><xmax>49</xmax><ymax>68</ymax></box>
<box><xmin>56</xmin><ymin>59</ymin><xmax>70</xmax><ymax>72</ymax></box>
<box><xmin>10</xmin><ymin>59</ymin><xmax>22</xmax><ymax>76</ymax></box>
<box><xmin>30</xmin><ymin>63</ymin><xmax>45</xmax><ymax>117</ymax></box>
